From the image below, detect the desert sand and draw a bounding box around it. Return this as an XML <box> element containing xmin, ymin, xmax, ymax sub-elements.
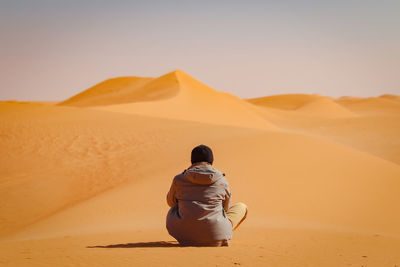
<box><xmin>1</xmin><ymin>70</ymin><xmax>400</xmax><ymax>266</ymax></box>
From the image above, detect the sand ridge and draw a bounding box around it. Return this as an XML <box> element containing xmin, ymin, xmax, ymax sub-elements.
<box><xmin>86</xmin><ymin>70</ymin><xmax>280</xmax><ymax>130</ymax></box>
<box><xmin>59</xmin><ymin>76</ymin><xmax>155</xmax><ymax>106</ymax></box>
<box><xmin>335</xmin><ymin>95</ymin><xmax>400</xmax><ymax>115</ymax></box>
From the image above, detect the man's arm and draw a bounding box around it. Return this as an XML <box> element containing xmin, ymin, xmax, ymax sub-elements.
<box><xmin>166</xmin><ymin>178</ymin><xmax>177</xmax><ymax>207</ymax></box>
<box><xmin>223</xmin><ymin>183</ymin><xmax>231</xmax><ymax>212</ymax></box>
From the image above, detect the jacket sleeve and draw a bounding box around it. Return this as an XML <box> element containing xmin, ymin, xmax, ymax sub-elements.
<box><xmin>223</xmin><ymin>182</ymin><xmax>231</xmax><ymax>212</ymax></box>
<box><xmin>166</xmin><ymin>178</ymin><xmax>177</xmax><ymax>207</ymax></box>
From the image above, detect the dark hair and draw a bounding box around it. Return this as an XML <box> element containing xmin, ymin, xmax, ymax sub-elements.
<box><xmin>191</xmin><ymin>144</ymin><xmax>214</xmax><ymax>165</ymax></box>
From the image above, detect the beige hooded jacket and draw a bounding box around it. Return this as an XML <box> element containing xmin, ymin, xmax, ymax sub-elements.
<box><xmin>166</xmin><ymin>163</ymin><xmax>232</xmax><ymax>246</ymax></box>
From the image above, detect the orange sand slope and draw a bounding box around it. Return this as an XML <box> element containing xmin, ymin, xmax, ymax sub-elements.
<box><xmin>247</xmin><ymin>94</ymin><xmax>400</xmax><ymax>164</ymax></box>
<box><xmin>1</xmin><ymin>70</ymin><xmax>400</xmax><ymax>266</ymax></box>
<box><xmin>60</xmin><ymin>76</ymin><xmax>155</xmax><ymax>106</ymax></box>
<box><xmin>61</xmin><ymin>70</ymin><xmax>279</xmax><ymax>130</ymax></box>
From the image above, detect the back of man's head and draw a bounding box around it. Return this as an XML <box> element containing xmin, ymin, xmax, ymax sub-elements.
<box><xmin>191</xmin><ymin>145</ymin><xmax>214</xmax><ymax>165</ymax></box>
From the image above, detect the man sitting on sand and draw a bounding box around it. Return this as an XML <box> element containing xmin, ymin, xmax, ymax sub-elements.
<box><xmin>166</xmin><ymin>144</ymin><xmax>247</xmax><ymax>246</ymax></box>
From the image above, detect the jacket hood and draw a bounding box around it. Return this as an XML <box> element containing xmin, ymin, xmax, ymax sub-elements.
<box><xmin>183</xmin><ymin>163</ymin><xmax>224</xmax><ymax>185</ymax></box>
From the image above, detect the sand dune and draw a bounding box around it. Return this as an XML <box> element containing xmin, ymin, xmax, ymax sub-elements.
<box><xmin>247</xmin><ymin>94</ymin><xmax>400</xmax><ymax>164</ymax></box>
<box><xmin>335</xmin><ymin>96</ymin><xmax>400</xmax><ymax>115</ymax></box>
<box><xmin>247</xmin><ymin>94</ymin><xmax>324</xmax><ymax>110</ymax></box>
<box><xmin>248</xmin><ymin>94</ymin><xmax>356</xmax><ymax>118</ymax></box>
<box><xmin>286</xmin><ymin>98</ymin><xmax>356</xmax><ymax>118</ymax></box>
<box><xmin>380</xmin><ymin>94</ymin><xmax>400</xmax><ymax>102</ymax></box>
<box><xmin>1</xmin><ymin>71</ymin><xmax>400</xmax><ymax>266</ymax></box>
<box><xmin>88</xmin><ymin>70</ymin><xmax>279</xmax><ymax>130</ymax></box>
<box><xmin>59</xmin><ymin>76</ymin><xmax>155</xmax><ymax>106</ymax></box>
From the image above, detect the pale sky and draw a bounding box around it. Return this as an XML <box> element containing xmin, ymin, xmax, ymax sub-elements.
<box><xmin>1</xmin><ymin>0</ymin><xmax>399</xmax><ymax>101</ymax></box>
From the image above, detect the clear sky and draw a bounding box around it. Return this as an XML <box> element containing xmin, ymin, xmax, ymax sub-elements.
<box><xmin>1</xmin><ymin>0</ymin><xmax>399</xmax><ymax>101</ymax></box>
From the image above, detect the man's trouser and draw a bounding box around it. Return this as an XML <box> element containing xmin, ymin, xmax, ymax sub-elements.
<box><xmin>226</xmin><ymin>202</ymin><xmax>248</xmax><ymax>230</ymax></box>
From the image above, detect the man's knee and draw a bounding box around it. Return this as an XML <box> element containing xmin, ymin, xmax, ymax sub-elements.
<box><xmin>235</xmin><ymin>202</ymin><xmax>248</xmax><ymax>212</ymax></box>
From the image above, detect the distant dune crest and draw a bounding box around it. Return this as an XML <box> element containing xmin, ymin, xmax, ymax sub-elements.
<box><xmin>59</xmin><ymin>70</ymin><xmax>217</xmax><ymax>107</ymax></box>
<box><xmin>247</xmin><ymin>94</ymin><xmax>324</xmax><ymax>110</ymax></box>
<box><xmin>54</xmin><ymin>70</ymin><xmax>400</xmax><ymax>131</ymax></box>
<box><xmin>59</xmin><ymin>70</ymin><xmax>400</xmax><ymax>117</ymax></box>
<box><xmin>58</xmin><ymin>70</ymin><xmax>280</xmax><ymax>130</ymax></box>
<box><xmin>247</xmin><ymin>94</ymin><xmax>357</xmax><ymax>118</ymax></box>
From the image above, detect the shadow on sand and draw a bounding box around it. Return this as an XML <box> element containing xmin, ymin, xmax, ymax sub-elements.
<box><xmin>87</xmin><ymin>241</ymin><xmax>180</xmax><ymax>248</ymax></box>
